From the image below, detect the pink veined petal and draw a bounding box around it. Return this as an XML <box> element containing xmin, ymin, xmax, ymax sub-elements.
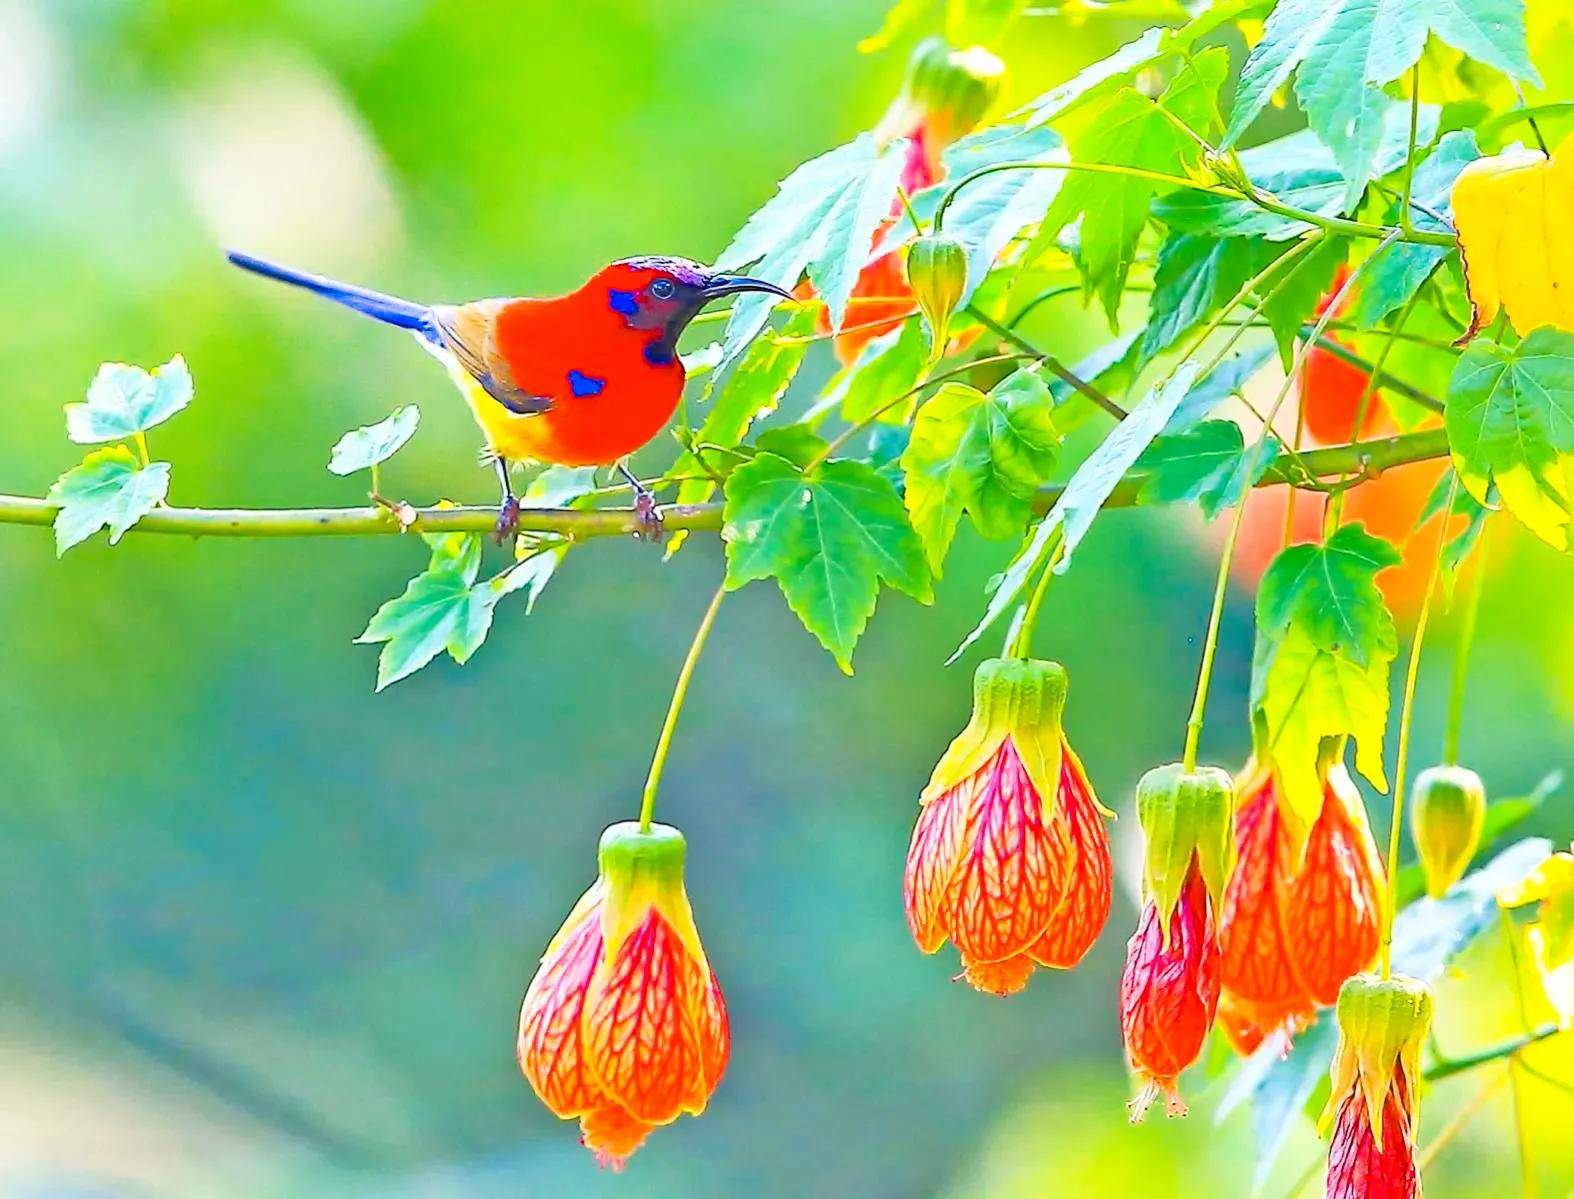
<box><xmin>905</xmin><ymin>778</ymin><xmax>971</xmax><ymax>953</ymax></box>
<box><xmin>584</xmin><ymin>911</ymin><xmax>709</xmax><ymax>1124</ymax></box>
<box><xmin>517</xmin><ymin>899</ymin><xmax>609</xmax><ymax>1118</ymax></box>
<box><xmin>1030</xmin><ymin>742</ymin><xmax>1113</xmax><ymax>969</ymax></box>
<box><xmin>944</xmin><ymin>737</ymin><xmax>1072</xmax><ymax>966</ymax></box>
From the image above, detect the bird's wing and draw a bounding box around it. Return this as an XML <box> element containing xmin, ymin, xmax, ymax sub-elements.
<box><xmin>431</xmin><ymin>300</ymin><xmax>553</xmax><ymax>415</ymax></box>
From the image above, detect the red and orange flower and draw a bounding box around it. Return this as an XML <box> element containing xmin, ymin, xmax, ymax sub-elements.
<box><xmin>1119</xmin><ymin>763</ymin><xmax>1234</xmax><ymax>1118</ymax></box>
<box><xmin>1322</xmin><ymin>973</ymin><xmax>1432</xmax><ymax>1199</ymax></box>
<box><xmin>1218</xmin><ymin>757</ymin><xmax>1384</xmax><ymax>1050</ymax></box>
<box><xmin>904</xmin><ymin>658</ymin><xmax>1113</xmax><ymax>996</ymax></box>
<box><xmin>517</xmin><ymin>821</ymin><xmax>727</xmax><ymax>1169</ymax></box>
<box><xmin>809</xmin><ymin>37</ymin><xmax>1004</xmax><ymax>364</ymax></box>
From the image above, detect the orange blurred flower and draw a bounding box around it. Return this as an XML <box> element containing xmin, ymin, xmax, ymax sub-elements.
<box><xmin>1298</xmin><ymin>266</ymin><xmax>1384</xmax><ymax>444</ymax></box>
<box><xmin>517</xmin><ymin>822</ymin><xmax>727</xmax><ymax>1169</ymax></box>
<box><xmin>904</xmin><ymin>658</ymin><xmax>1113</xmax><ymax>996</ymax></box>
<box><xmin>1218</xmin><ymin>760</ymin><xmax>1384</xmax><ymax>1050</ymax></box>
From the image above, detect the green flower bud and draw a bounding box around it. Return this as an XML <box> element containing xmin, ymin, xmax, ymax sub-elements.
<box><xmin>1134</xmin><ymin>762</ymin><xmax>1235</xmax><ymax>933</ymax></box>
<box><xmin>1410</xmin><ymin>764</ymin><xmax>1486</xmax><ymax>898</ymax></box>
<box><xmin>906</xmin><ymin>233</ymin><xmax>969</xmax><ymax>352</ymax></box>
<box><xmin>1324</xmin><ymin>972</ymin><xmax>1433</xmax><ymax>1140</ymax></box>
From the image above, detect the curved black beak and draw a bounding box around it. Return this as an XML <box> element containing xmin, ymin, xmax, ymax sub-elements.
<box><xmin>701</xmin><ymin>273</ymin><xmax>794</xmax><ymax>302</ymax></box>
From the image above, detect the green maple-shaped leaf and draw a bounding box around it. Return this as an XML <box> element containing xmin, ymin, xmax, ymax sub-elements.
<box><xmin>1134</xmin><ymin>420</ymin><xmax>1281</xmax><ymax>519</ymax></box>
<box><xmin>1141</xmin><ymin>234</ymin><xmax>1260</xmax><ymax>364</ymax></box>
<box><xmin>722</xmin><ymin>451</ymin><xmax>932</xmax><ymax>672</ymax></box>
<box><xmin>667</xmin><ymin>307</ymin><xmax>817</xmax><ymax>557</ymax></box>
<box><xmin>715</xmin><ymin>133</ymin><xmax>904</xmax><ymax>363</ymax></box>
<box><xmin>357</xmin><ymin>531</ymin><xmax>498</xmax><ymax>691</ymax></box>
<box><xmin>328</xmin><ymin>405</ymin><xmax>421</xmax><ymax>475</ymax></box>
<box><xmin>902</xmin><ymin>373</ymin><xmax>1060</xmax><ymax>574</ymax></box>
<box><xmin>47</xmin><ymin>446</ymin><xmax>171</xmax><ymax>555</ymax></box>
<box><xmin>952</xmin><ymin>360</ymin><xmax>1201</xmax><ymax>661</ymax></box>
<box><xmin>1251</xmin><ymin>523</ymin><xmax>1401</xmax><ymax>831</ymax></box>
<box><xmin>1225</xmin><ymin>0</ymin><xmax>1536</xmax><ymax>204</ymax></box>
<box><xmin>1036</xmin><ymin>48</ymin><xmax>1229</xmax><ymax>321</ymax></box>
<box><xmin>1445</xmin><ymin>326</ymin><xmax>1574</xmax><ymax>551</ymax></box>
<box><xmin>66</xmin><ymin>355</ymin><xmax>192</xmax><ymax>444</ymax></box>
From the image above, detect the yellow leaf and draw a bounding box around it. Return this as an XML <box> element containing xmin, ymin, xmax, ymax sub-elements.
<box><xmin>1452</xmin><ymin>134</ymin><xmax>1574</xmax><ymax>339</ymax></box>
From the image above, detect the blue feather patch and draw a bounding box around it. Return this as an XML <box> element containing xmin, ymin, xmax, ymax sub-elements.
<box><xmin>607</xmin><ymin>289</ymin><xmax>639</xmax><ymax>316</ymax></box>
<box><xmin>644</xmin><ymin>343</ymin><xmax>675</xmax><ymax>366</ymax></box>
<box><xmin>567</xmin><ymin>369</ymin><xmax>606</xmax><ymax>397</ymax></box>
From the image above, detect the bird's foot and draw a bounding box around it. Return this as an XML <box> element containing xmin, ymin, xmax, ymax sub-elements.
<box><xmin>632</xmin><ymin>490</ymin><xmax>665</xmax><ymax>543</ymax></box>
<box><xmin>493</xmin><ymin>494</ymin><xmax>522</xmax><ymax>544</ymax></box>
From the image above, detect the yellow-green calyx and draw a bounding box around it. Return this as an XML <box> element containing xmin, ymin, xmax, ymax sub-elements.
<box><xmin>885</xmin><ymin>37</ymin><xmax>1005</xmax><ymax>143</ymax></box>
<box><xmin>1323</xmin><ymin>972</ymin><xmax>1433</xmax><ymax>1141</ymax></box>
<box><xmin>922</xmin><ymin>658</ymin><xmax>1071</xmax><ymax>818</ymax></box>
<box><xmin>1410</xmin><ymin>764</ymin><xmax>1486</xmax><ymax>898</ymax></box>
<box><xmin>597</xmin><ymin>820</ymin><xmax>707</xmax><ymax>968</ymax></box>
<box><xmin>907</xmin><ymin>233</ymin><xmax>969</xmax><ymax>352</ymax></box>
<box><xmin>1135</xmin><ymin>762</ymin><xmax>1235</xmax><ymax>932</ymax></box>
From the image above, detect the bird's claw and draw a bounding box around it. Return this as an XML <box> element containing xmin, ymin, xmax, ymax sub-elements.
<box><xmin>633</xmin><ymin>491</ymin><xmax>665</xmax><ymax>543</ymax></box>
<box><xmin>494</xmin><ymin>494</ymin><xmax>522</xmax><ymax>544</ymax></box>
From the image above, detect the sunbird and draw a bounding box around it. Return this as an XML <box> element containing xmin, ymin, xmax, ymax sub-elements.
<box><xmin>226</xmin><ymin>250</ymin><xmax>790</xmax><ymax>539</ymax></box>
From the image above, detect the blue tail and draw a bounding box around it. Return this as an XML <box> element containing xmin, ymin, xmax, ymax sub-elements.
<box><xmin>227</xmin><ymin>249</ymin><xmax>435</xmax><ymax>336</ymax></box>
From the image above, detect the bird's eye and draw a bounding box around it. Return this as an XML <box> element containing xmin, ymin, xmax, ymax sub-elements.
<box><xmin>650</xmin><ymin>278</ymin><xmax>677</xmax><ymax>299</ymax></box>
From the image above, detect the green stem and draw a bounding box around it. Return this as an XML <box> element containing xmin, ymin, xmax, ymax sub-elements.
<box><xmin>1400</xmin><ymin>70</ymin><xmax>1422</xmax><ymax>238</ymax></box>
<box><xmin>933</xmin><ymin>160</ymin><xmax>1455</xmax><ymax>246</ymax></box>
<box><xmin>1379</xmin><ymin>472</ymin><xmax>1459</xmax><ymax>978</ymax></box>
<box><xmin>1444</xmin><ymin>535</ymin><xmax>1489</xmax><ymax>766</ymax></box>
<box><xmin>895</xmin><ymin>185</ymin><xmax>925</xmax><ymax>238</ymax></box>
<box><xmin>0</xmin><ymin>428</ymin><xmax>1453</xmax><ymax>540</ymax></box>
<box><xmin>639</xmin><ymin>581</ymin><xmax>727</xmax><ymax>832</ymax></box>
<box><xmin>1012</xmin><ymin>535</ymin><xmax>1064</xmax><ymax>659</ymax></box>
<box><xmin>1183</xmin><ymin>496</ymin><xmax>1248</xmax><ymax>773</ymax></box>
<box><xmin>1424</xmin><ymin>1024</ymin><xmax>1562</xmax><ymax>1083</ymax></box>
<box><xmin>806</xmin><ymin>350</ymin><xmax>1036</xmax><ymax>470</ymax></box>
<box><xmin>966</xmin><ymin>306</ymin><xmax>1127</xmax><ymax>418</ymax></box>
<box><xmin>1177</xmin><ymin>233</ymin><xmax>1376</xmax><ymax>770</ymax></box>
<box><xmin>133</xmin><ymin>432</ymin><xmax>152</xmax><ymax>468</ymax></box>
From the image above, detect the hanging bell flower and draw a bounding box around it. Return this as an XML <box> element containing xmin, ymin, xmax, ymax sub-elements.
<box><xmin>1322</xmin><ymin>973</ymin><xmax>1433</xmax><ymax>1199</ymax></box>
<box><xmin>1120</xmin><ymin>763</ymin><xmax>1233</xmax><ymax>1119</ymax></box>
<box><xmin>904</xmin><ymin>658</ymin><xmax>1113</xmax><ymax>996</ymax></box>
<box><xmin>1410</xmin><ymin>764</ymin><xmax>1486</xmax><ymax>898</ymax></box>
<box><xmin>907</xmin><ymin>232</ymin><xmax>970</xmax><ymax>354</ymax></box>
<box><xmin>875</xmin><ymin>36</ymin><xmax>1006</xmax><ymax>192</ymax></box>
<box><xmin>1219</xmin><ymin>757</ymin><xmax>1384</xmax><ymax>1049</ymax></box>
<box><xmin>517</xmin><ymin>821</ymin><xmax>728</xmax><ymax>1169</ymax></box>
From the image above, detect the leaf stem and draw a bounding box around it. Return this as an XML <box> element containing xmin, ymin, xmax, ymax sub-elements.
<box><xmin>133</xmin><ymin>432</ymin><xmax>152</xmax><ymax>468</ymax></box>
<box><xmin>1444</xmin><ymin>532</ymin><xmax>1488</xmax><ymax>766</ymax></box>
<box><xmin>639</xmin><ymin>581</ymin><xmax>727</xmax><ymax>832</ymax></box>
<box><xmin>1399</xmin><ymin>69</ymin><xmax>1422</xmax><ymax>239</ymax></box>
<box><xmin>966</xmin><ymin>305</ymin><xmax>1127</xmax><ymax>418</ymax></box>
<box><xmin>1425</xmin><ymin>1023</ymin><xmax>1562</xmax><ymax>1083</ymax></box>
<box><xmin>1379</xmin><ymin>471</ymin><xmax>1458</xmax><ymax>978</ymax></box>
<box><xmin>806</xmin><ymin>350</ymin><xmax>1036</xmax><ymax>470</ymax></box>
<box><xmin>933</xmin><ymin>160</ymin><xmax>1456</xmax><ymax>247</ymax></box>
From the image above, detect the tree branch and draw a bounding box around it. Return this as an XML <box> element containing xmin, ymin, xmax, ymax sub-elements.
<box><xmin>0</xmin><ymin>428</ymin><xmax>1450</xmax><ymax>542</ymax></box>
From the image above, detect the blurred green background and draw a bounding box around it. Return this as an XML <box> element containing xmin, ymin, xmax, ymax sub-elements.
<box><xmin>0</xmin><ymin>2</ymin><xmax>1570</xmax><ymax>1196</ymax></box>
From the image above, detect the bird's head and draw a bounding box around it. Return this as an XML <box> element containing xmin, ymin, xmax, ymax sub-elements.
<box><xmin>593</xmin><ymin>257</ymin><xmax>792</xmax><ymax>365</ymax></box>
